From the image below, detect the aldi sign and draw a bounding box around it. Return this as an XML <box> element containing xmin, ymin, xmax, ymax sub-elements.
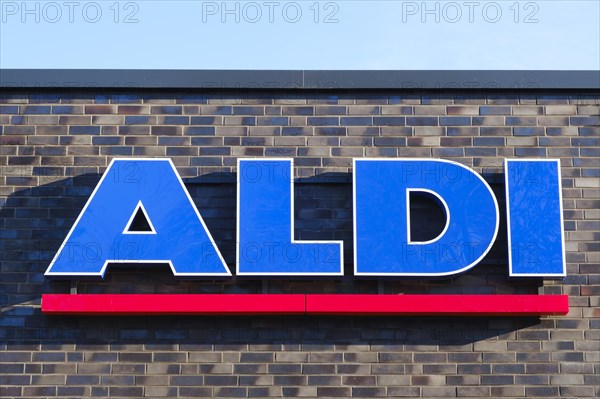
<box><xmin>41</xmin><ymin>157</ymin><xmax>569</xmax><ymax>316</ymax></box>
<box><xmin>45</xmin><ymin>158</ymin><xmax>566</xmax><ymax>279</ymax></box>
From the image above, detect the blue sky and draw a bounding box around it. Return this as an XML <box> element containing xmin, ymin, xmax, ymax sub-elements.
<box><xmin>1</xmin><ymin>0</ymin><xmax>599</xmax><ymax>70</ymax></box>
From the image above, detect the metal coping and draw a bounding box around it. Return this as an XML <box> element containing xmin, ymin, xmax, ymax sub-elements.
<box><xmin>2</xmin><ymin>70</ymin><xmax>599</xmax><ymax>89</ymax></box>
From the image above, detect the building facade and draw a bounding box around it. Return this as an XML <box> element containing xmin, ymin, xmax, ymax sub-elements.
<box><xmin>1</xmin><ymin>88</ymin><xmax>598</xmax><ymax>398</ymax></box>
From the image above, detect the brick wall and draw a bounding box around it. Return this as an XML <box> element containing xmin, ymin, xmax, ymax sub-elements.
<box><xmin>1</xmin><ymin>89</ymin><xmax>598</xmax><ymax>398</ymax></box>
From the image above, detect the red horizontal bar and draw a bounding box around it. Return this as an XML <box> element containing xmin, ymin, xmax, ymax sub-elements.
<box><xmin>306</xmin><ymin>294</ymin><xmax>569</xmax><ymax>316</ymax></box>
<box><xmin>42</xmin><ymin>294</ymin><xmax>568</xmax><ymax>316</ymax></box>
<box><xmin>41</xmin><ymin>294</ymin><xmax>305</xmax><ymax>316</ymax></box>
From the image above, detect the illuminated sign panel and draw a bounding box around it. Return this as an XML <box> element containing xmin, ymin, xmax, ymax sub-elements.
<box><xmin>45</xmin><ymin>158</ymin><xmax>566</xmax><ymax>279</ymax></box>
<box><xmin>505</xmin><ymin>160</ymin><xmax>566</xmax><ymax>277</ymax></box>
<box><xmin>237</xmin><ymin>159</ymin><xmax>343</xmax><ymax>276</ymax></box>
<box><xmin>41</xmin><ymin>157</ymin><xmax>569</xmax><ymax>316</ymax></box>
<box><xmin>354</xmin><ymin>159</ymin><xmax>499</xmax><ymax>276</ymax></box>
<box><xmin>44</xmin><ymin>159</ymin><xmax>231</xmax><ymax>278</ymax></box>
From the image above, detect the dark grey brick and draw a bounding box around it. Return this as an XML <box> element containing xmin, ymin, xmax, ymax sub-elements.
<box><xmin>233</xmin><ymin>106</ymin><xmax>265</xmax><ymax>115</ymax></box>
<box><xmin>10</xmin><ymin>115</ymin><xmax>25</xmax><ymax>124</ymax></box>
<box><xmin>472</xmin><ymin>116</ymin><xmax>503</xmax><ymax>126</ymax></box>
<box><xmin>154</xmin><ymin>136</ymin><xmax>189</xmax><ymax>146</ymax></box>
<box><xmin>117</xmin><ymin>105</ymin><xmax>148</xmax><ymax>114</ymax></box>
<box><xmin>370</xmin><ymin>137</ymin><xmax>404</xmax><ymax>147</ymax></box>
<box><xmin>466</xmin><ymin>148</ymin><xmax>497</xmax><ymax>156</ymax></box>
<box><xmin>265</xmin><ymin>147</ymin><xmax>296</xmax><ymax>156</ymax></box>
<box><xmin>308</xmin><ymin>375</ymin><xmax>342</xmax><ymax>385</ymax></box>
<box><xmin>125</xmin><ymin>116</ymin><xmax>152</xmax><ymax>125</ymax></box>
<box><xmin>32</xmin><ymin>352</ymin><xmax>65</xmax><ymax>362</ymax></box>
<box><xmin>239</xmin><ymin>352</ymin><xmax>273</xmax><ymax>362</ymax></box>
<box><xmin>160</xmin><ymin>116</ymin><xmax>189</xmax><ymax>125</ymax></box>
<box><xmin>0</xmin><ymin>135</ymin><xmax>25</xmax><ymax>145</ymax></box>
<box><xmin>514</xmin><ymin>127</ymin><xmax>545</xmax><ymax>136</ymax></box>
<box><xmin>167</xmin><ymin>147</ymin><xmax>199</xmax><ymax>156</ymax></box>
<box><xmin>479</xmin><ymin>106</ymin><xmax>511</xmax><ymax>115</ymax></box>
<box><xmin>505</xmin><ymin>116</ymin><xmax>537</xmax><ymax>125</ymax></box>
<box><xmin>191</xmin><ymin>116</ymin><xmax>221</xmax><ymax>124</ymax></box>
<box><xmin>85</xmin><ymin>105</ymin><xmax>116</xmax><ymax>114</ymax></box>
<box><xmin>69</xmin><ymin>126</ymin><xmax>100</xmax><ymax>135</ymax></box>
<box><xmin>423</xmin><ymin>364</ymin><xmax>457</xmax><ymax>374</ymax></box>
<box><xmin>281</xmin><ymin>127</ymin><xmax>311</xmax><ymax>135</ymax></box>
<box><xmin>578</xmin><ymin>126</ymin><xmax>600</xmax><ymax>136</ymax></box>
<box><xmin>258</xmin><ymin>117</ymin><xmax>289</xmax><ymax>125</ymax></box>
<box><xmin>515</xmin><ymin>147</ymin><xmax>546</xmax><ymax>156</ymax></box>
<box><xmin>151</xmin><ymin>106</ymin><xmax>183</xmax><ymax>114</ymax></box>
<box><xmin>407</xmin><ymin>116</ymin><xmax>438</xmax><ymax>125</ymax></box>
<box><xmin>283</xmin><ymin>106</ymin><xmax>314</xmax><ymax>115</ymax></box>
<box><xmin>0</xmin><ymin>352</ymin><xmax>32</xmax><ymax>362</ymax></box>
<box><xmin>308</xmin><ymin>117</ymin><xmax>339</xmax><ymax>126</ymax></box>
<box><xmin>101</xmin><ymin>375</ymin><xmax>135</xmax><ymax>385</ymax></box>
<box><xmin>349</xmin><ymin>126</ymin><xmax>380</xmax><ymax>136</ymax></box>
<box><xmin>52</xmin><ymin>105</ymin><xmax>83</xmax><ymax>114</ymax></box>
<box><xmin>118</xmin><ymin>352</ymin><xmax>152</xmax><ymax>362</ymax></box>
<box><xmin>201</xmin><ymin>106</ymin><xmax>232</xmax><ymax>115</ymax></box>
<box><xmin>214</xmin><ymin>387</ymin><xmax>247</xmax><ymax>397</ymax></box>
<box><xmin>447</xmin><ymin>126</ymin><xmax>479</xmax><ymax>136</ymax></box>
<box><xmin>481</xmin><ymin>375</ymin><xmax>515</xmax><ymax>385</ymax></box>
<box><xmin>118</xmin><ymin>125</ymin><xmax>150</xmax><ymax>135</ymax></box>
<box><xmin>492</xmin><ymin>363</ymin><xmax>525</xmax><ymax>373</ymax></box>
<box><xmin>171</xmin><ymin>375</ymin><xmax>204</xmax><ymax>385</ymax></box>
<box><xmin>317</xmin><ymin>387</ymin><xmax>351</xmax><ymax>397</ymax></box>
<box><xmin>200</xmin><ymin>147</ymin><xmax>231</xmax><ymax>155</ymax></box>
<box><xmin>269</xmin><ymin>364</ymin><xmax>302</xmax><ymax>374</ymax></box>
<box><xmin>342</xmin><ymin>117</ymin><xmax>373</xmax><ymax>126</ymax></box>
<box><xmin>0</xmin><ymin>375</ymin><xmax>30</xmax><ymax>385</ymax></box>
<box><xmin>433</xmin><ymin>148</ymin><xmax>464</xmax><ymax>157</ymax></box>
<box><xmin>151</xmin><ymin>126</ymin><xmax>182</xmax><ymax>135</ymax></box>
<box><xmin>458</xmin><ymin>364</ymin><xmax>491</xmax><ymax>374</ymax></box>
<box><xmin>109</xmin><ymin>387</ymin><xmax>144</xmax><ymax>397</ymax></box>
<box><xmin>571</xmin><ymin>116</ymin><xmax>600</xmax><ymax>125</ymax></box>
<box><xmin>21</xmin><ymin>106</ymin><xmax>51</xmax><ymax>114</ymax></box>
<box><xmin>0</xmin><ymin>364</ymin><xmax>24</xmax><ymax>373</ymax></box>
<box><xmin>315</xmin><ymin>127</ymin><xmax>346</xmax><ymax>135</ymax></box>
<box><xmin>185</xmin><ymin>126</ymin><xmax>216</xmax><ymax>135</ymax></box>
<box><xmin>388</xmin><ymin>386</ymin><xmax>421</xmax><ymax>396</ymax></box>
<box><xmin>226</xmin><ymin>116</ymin><xmax>256</xmax><ymax>125</ymax></box>
<box><xmin>0</xmin><ymin>105</ymin><xmax>19</xmax><ymax>114</ymax></box>
<box><xmin>92</xmin><ymin>136</ymin><xmax>122</xmax><ymax>145</ymax></box>
<box><xmin>248</xmin><ymin>387</ymin><xmax>278</xmax><ymax>397</ymax></box>
<box><xmin>273</xmin><ymin>375</ymin><xmax>307</xmax><ymax>385</ymax></box>
<box><xmin>100</xmin><ymin>146</ymin><xmax>133</xmax><ymax>156</ymax></box>
<box><xmin>352</xmin><ymin>387</ymin><xmax>386</xmax><ymax>397</ymax></box>
<box><xmin>302</xmin><ymin>364</ymin><xmax>335</xmax><ymax>374</ymax></box>
<box><xmin>440</xmin><ymin>116</ymin><xmax>471</xmax><ymax>126</ymax></box>
<box><xmin>525</xmin><ymin>387</ymin><xmax>560</xmax><ymax>396</ymax></box>
<box><xmin>343</xmin><ymin>376</ymin><xmax>376</xmax><ymax>385</ymax></box>
<box><xmin>23</xmin><ymin>386</ymin><xmax>57</xmax><ymax>396</ymax></box>
<box><xmin>56</xmin><ymin>386</ymin><xmax>91</xmax><ymax>398</ymax></box>
<box><xmin>373</xmin><ymin>116</ymin><xmax>405</xmax><ymax>126</ymax></box>
<box><xmin>440</xmin><ymin>137</ymin><xmax>471</xmax><ymax>146</ymax></box>
<box><xmin>573</xmin><ymin>137</ymin><xmax>600</xmax><ymax>146</ymax></box>
<box><xmin>66</xmin><ymin>375</ymin><xmax>100</xmax><ymax>385</ymax></box>
<box><xmin>316</xmin><ymin>106</ymin><xmax>347</xmax><ymax>115</ymax></box>
<box><xmin>473</xmin><ymin>137</ymin><xmax>505</xmax><ymax>146</ymax></box>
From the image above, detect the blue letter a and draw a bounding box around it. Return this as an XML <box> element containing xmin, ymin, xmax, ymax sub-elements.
<box><xmin>45</xmin><ymin>159</ymin><xmax>230</xmax><ymax>278</ymax></box>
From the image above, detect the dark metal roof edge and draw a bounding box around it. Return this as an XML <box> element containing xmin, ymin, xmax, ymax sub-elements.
<box><xmin>2</xmin><ymin>70</ymin><xmax>599</xmax><ymax>89</ymax></box>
